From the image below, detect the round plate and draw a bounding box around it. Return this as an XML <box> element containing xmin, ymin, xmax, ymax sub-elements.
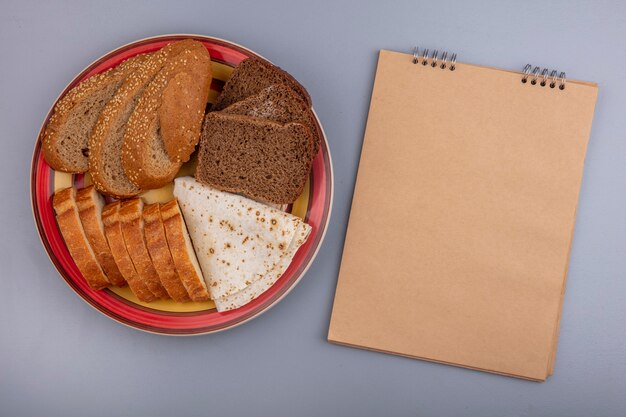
<box><xmin>31</xmin><ymin>34</ymin><xmax>333</xmax><ymax>335</ymax></box>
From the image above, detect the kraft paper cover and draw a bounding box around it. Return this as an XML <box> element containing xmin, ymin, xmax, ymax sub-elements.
<box><xmin>328</xmin><ymin>50</ymin><xmax>598</xmax><ymax>381</ymax></box>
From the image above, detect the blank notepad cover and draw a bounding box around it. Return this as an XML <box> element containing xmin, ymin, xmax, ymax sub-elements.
<box><xmin>328</xmin><ymin>50</ymin><xmax>598</xmax><ymax>381</ymax></box>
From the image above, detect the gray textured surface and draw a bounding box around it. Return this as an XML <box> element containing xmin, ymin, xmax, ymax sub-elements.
<box><xmin>1</xmin><ymin>1</ymin><xmax>625</xmax><ymax>416</ymax></box>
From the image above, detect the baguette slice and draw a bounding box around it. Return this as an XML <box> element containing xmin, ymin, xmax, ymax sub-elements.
<box><xmin>89</xmin><ymin>40</ymin><xmax>198</xmax><ymax>198</ymax></box>
<box><xmin>122</xmin><ymin>42</ymin><xmax>212</xmax><ymax>189</ymax></box>
<box><xmin>53</xmin><ymin>187</ymin><xmax>110</xmax><ymax>290</ymax></box>
<box><xmin>75</xmin><ymin>185</ymin><xmax>126</xmax><ymax>286</ymax></box>
<box><xmin>143</xmin><ymin>203</ymin><xmax>190</xmax><ymax>302</ymax></box>
<box><xmin>196</xmin><ymin>113</ymin><xmax>314</xmax><ymax>204</ymax></box>
<box><xmin>221</xmin><ymin>83</ymin><xmax>320</xmax><ymax>155</ymax></box>
<box><xmin>160</xmin><ymin>200</ymin><xmax>210</xmax><ymax>302</ymax></box>
<box><xmin>102</xmin><ymin>202</ymin><xmax>155</xmax><ymax>302</ymax></box>
<box><xmin>213</xmin><ymin>58</ymin><xmax>311</xmax><ymax>111</ymax></box>
<box><xmin>42</xmin><ymin>53</ymin><xmax>149</xmax><ymax>173</ymax></box>
<box><xmin>119</xmin><ymin>199</ymin><xmax>169</xmax><ymax>299</ymax></box>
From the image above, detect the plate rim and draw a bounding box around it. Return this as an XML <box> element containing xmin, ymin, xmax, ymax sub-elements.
<box><xmin>30</xmin><ymin>33</ymin><xmax>334</xmax><ymax>336</ymax></box>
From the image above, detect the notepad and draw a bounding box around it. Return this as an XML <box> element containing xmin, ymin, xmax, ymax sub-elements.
<box><xmin>328</xmin><ymin>49</ymin><xmax>598</xmax><ymax>381</ymax></box>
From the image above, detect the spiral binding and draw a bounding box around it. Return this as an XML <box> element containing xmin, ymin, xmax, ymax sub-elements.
<box><xmin>412</xmin><ymin>46</ymin><xmax>456</xmax><ymax>71</ymax></box>
<box><xmin>521</xmin><ymin>64</ymin><xmax>566</xmax><ymax>90</ymax></box>
<box><xmin>411</xmin><ymin>47</ymin><xmax>567</xmax><ymax>90</ymax></box>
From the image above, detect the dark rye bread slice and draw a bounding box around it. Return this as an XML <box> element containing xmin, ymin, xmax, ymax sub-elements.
<box><xmin>143</xmin><ymin>203</ymin><xmax>190</xmax><ymax>302</ymax></box>
<box><xmin>88</xmin><ymin>40</ymin><xmax>199</xmax><ymax>198</ymax></box>
<box><xmin>196</xmin><ymin>113</ymin><xmax>314</xmax><ymax>204</ymax></box>
<box><xmin>122</xmin><ymin>42</ymin><xmax>212</xmax><ymax>189</ymax></box>
<box><xmin>53</xmin><ymin>187</ymin><xmax>110</xmax><ymax>290</ymax></box>
<box><xmin>220</xmin><ymin>83</ymin><xmax>321</xmax><ymax>155</ymax></box>
<box><xmin>42</xmin><ymin>53</ymin><xmax>149</xmax><ymax>173</ymax></box>
<box><xmin>102</xmin><ymin>201</ymin><xmax>155</xmax><ymax>302</ymax></box>
<box><xmin>212</xmin><ymin>58</ymin><xmax>311</xmax><ymax>111</ymax></box>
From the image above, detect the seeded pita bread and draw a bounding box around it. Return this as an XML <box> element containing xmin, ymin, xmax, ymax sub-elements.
<box><xmin>173</xmin><ymin>177</ymin><xmax>305</xmax><ymax>299</ymax></box>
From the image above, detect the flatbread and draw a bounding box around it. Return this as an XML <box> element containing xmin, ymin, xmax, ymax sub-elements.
<box><xmin>173</xmin><ymin>177</ymin><xmax>303</xmax><ymax>299</ymax></box>
<box><xmin>214</xmin><ymin>220</ymin><xmax>311</xmax><ymax>311</ymax></box>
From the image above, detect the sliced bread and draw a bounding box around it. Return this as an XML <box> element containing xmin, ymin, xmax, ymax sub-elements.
<box><xmin>159</xmin><ymin>43</ymin><xmax>212</xmax><ymax>162</ymax></box>
<box><xmin>102</xmin><ymin>202</ymin><xmax>156</xmax><ymax>302</ymax></box>
<box><xmin>53</xmin><ymin>187</ymin><xmax>110</xmax><ymax>290</ymax></box>
<box><xmin>122</xmin><ymin>42</ymin><xmax>212</xmax><ymax>189</ymax></box>
<box><xmin>119</xmin><ymin>199</ymin><xmax>169</xmax><ymax>299</ymax></box>
<box><xmin>143</xmin><ymin>203</ymin><xmax>191</xmax><ymax>302</ymax></box>
<box><xmin>88</xmin><ymin>40</ymin><xmax>198</xmax><ymax>198</ymax></box>
<box><xmin>212</xmin><ymin>58</ymin><xmax>311</xmax><ymax>111</ymax></box>
<box><xmin>160</xmin><ymin>200</ymin><xmax>210</xmax><ymax>302</ymax></box>
<box><xmin>42</xmin><ymin>53</ymin><xmax>149</xmax><ymax>173</ymax></box>
<box><xmin>75</xmin><ymin>185</ymin><xmax>126</xmax><ymax>286</ymax></box>
<box><xmin>196</xmin><ymin>113</ymin><xmax>314</xmax><ymax>204</ymax></box>
<box><xmin>220</xmin><ymin>83</ymin><xmax>320</xmax><ymax>155</ymax></box>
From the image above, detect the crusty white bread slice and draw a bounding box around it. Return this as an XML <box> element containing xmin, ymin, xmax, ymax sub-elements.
<box><xmin>160</xmin><ymin>200</ymin><xmax>210</xmax><ymax>302</ymax></box>
<box><xmin>75</xmin><ymin>185</ymin><xmax>126</xmax><ymax>286</ymax></box>
<box><xmin>52</xmin><ymin>187</ymin><xmax>110</xmax><ymax>290</ymax></box>
<box><xmin>89</xmin><ymin>40</ymin><xmax>203</xmax><ymax>198</ymax></box>
<box><xmin>42</xmin><ymin>53</ymin><xmax>149</xmax><ymax>173</ymax></box>
<box><xmin>122</xmin><ymin>41</ymin><xmax>211</xmax><ymax>189</ymax></box>
<box><xmin>102</xmin><ymin>201</ymin><xmax>156</xmax><ymax>302</ymax></box>
<box><xmin>143</xmin><ymin>203</ymin><xmax>190</xmax><ymax>302</ymax></box>
<box><xmin>119</xmin><ymin>199</ymin><xmax>169</xmax><ymax>299</ymax></box>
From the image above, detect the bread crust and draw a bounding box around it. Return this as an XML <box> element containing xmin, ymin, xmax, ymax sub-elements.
<box><xmin>119</xmin><ymin>199</ymin><xmax>169</xmax><ymax>299</ymax></box>
<box><xmin>75</xmin><ymin>185</ymin><xmax>126</xmax><ymax>286</ymax></box>
<box><xmin>160</xmin><ymin>200</ymin><xmax>210</xmax><ymax>302</ymax></box>
<box><xmin>143</xmin><ymin>203</ymin><xmax>191</xmax><ymax>302</ymax></box>
<box><xmin>102</xmin><ymin>201</ymin><xmax>156</xmax><ymax>302</ymax></box>
<box><xmin>42</xmin><ymin>54</ymin><xmax>148</xmax><ymax>173</ymax></box>
<box><xmin>122</xmin><ymin>42</ymin><xmax>211</xmax><ymax>189</ymax></box>
<box><xmin>53</xmin><ymin>187</ymin><xmax>110</xmax><ymax>290</ymax></box>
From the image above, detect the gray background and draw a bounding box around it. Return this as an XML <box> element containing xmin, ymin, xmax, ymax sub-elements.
<box><xmin>1</xmin><ymin>0</ymin><xmax>625</xmax><ymax>416</ymax></box>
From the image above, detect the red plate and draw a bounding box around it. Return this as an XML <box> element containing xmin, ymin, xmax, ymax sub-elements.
<box><xmin>31</xmin><ymin>34</ymin><xmax>333</xmax><ymax>335</ymax></box>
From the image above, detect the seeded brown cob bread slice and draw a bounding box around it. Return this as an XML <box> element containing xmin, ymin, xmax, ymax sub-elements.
<box><xmin>212</xmin><ymin>58</ymin><xmax>311</xmax><ymax>111</ymax></box>
<box><xmin>220</xmin><ymin>83</ymin><xmax>320</xmax><ymax>156</ymax></box>
<box><xmin>88</xmin><ymin>40</ymin><xmax>198</xmax><ymax>198</ymax></box>
<box><xmin>42</xmin><ymin>53</ymin><xmax>149</xmax><ymax>173</ymax></box>
<box><xmin>119</xmin><ymin>199</ymin><xmax>169</xmax><ymax>299</ymax></box>
<box><xmin>143</xmin><ymin>203</ymin><xmax>191</xmax><ymax>302</ymax></box>
<box><xmin>75</xmin><ymin>185</ymin><xmax>126</xmax><ymax>286</ymax></box>
<box><xmin>160</xmin><ymin>200</ymin><xmax>210</xmax><ymax>302</ymax></box>
<box><xmin>122</xmin><ymin>42</ymin><xmax>212</xmax><ymax>189</ymax></box>
<box><xmin>159</xmin><ymin>43</ymin><xmax>212</xmax><ymax>163</ymax></box>
<box><xmin>196</xmin><ymin>113</ymin><xmax>314</xmax><ymax>204</ymax></box>
<box><xmin>53</xmin><ymin>187</ymin><xmax>110</xmax><ymax>290</ymax></box>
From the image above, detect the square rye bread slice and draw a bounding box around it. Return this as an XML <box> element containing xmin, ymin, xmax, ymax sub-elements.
<box><xmin>212</xmin><ymin>58</ymin><xmax>311</xmax><ymax>111</ymax></box>
<box><xmin>220</xmin><ymin>83</ymin><xmax>320</xmax><ymax>156</ymax></box>
<box><xmin>196</xmin><ymin>113</ymin><xmax>314</xmax><ymax>204</ymax></box>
